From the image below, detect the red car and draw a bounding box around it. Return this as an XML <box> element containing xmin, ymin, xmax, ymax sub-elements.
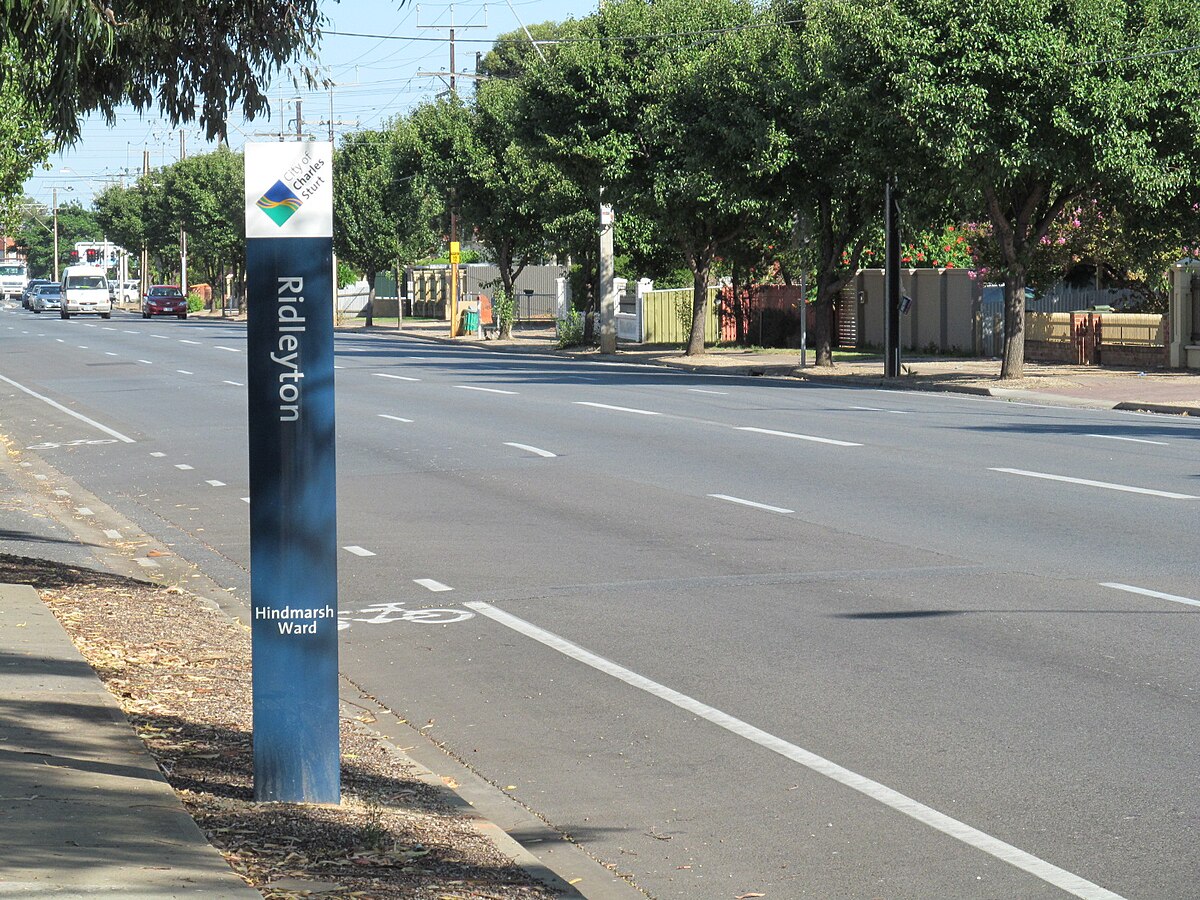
<box><xmin>143</xmin><ymin>285</ymin><xmax>189</xmax><ymax>319</ymax></box>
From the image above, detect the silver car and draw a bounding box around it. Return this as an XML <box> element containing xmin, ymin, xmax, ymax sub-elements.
<box><xmin>31</xmin><ymin>283</ymin><xmax>62</xmax><ymax>313</ymax></box>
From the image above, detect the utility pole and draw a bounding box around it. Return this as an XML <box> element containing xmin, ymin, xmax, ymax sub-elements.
<box><xmin>884</xmin><ymin>177</ymin><xmax>901</xmax><ymax>378</ymax></box>
<box><xmin>599</xmin><ymin>200</ymin><xmax>616</xmax><ymax>354</ymax></box>
<box><xmin>141</xmin><ymin>149</ymin><xmax>150</xmax><ymax>299</ymax></box>
<box><xmin>180</xmin><ymin>130</ymin><xmax>188</xmax><ymax>295</ymax></box>
<box><xmin>52</xmin><ymin>188</ymin><xmax>60</xmax><ymax>281</ymax></box>
<box><xmin>416</xmin><ymin>5</ymin><xmax>488</xmax><ymax>96</ymax></box>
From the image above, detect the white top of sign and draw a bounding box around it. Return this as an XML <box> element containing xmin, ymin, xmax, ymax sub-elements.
<box><xmin>245</xmin><ymin>142</ymin><xmax>333</xmax><ymax>239</ymax></box>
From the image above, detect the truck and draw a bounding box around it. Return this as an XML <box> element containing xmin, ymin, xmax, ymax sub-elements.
<box><xmin>0</xmin><ymin>259</ymin><xmax>28</xmax><ymax>305</ymax></box>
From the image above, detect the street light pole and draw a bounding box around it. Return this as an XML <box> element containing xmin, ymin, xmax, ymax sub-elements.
<box><xmin>52</xmin><ymin>188</ymin><xmax>59</xmax><ymax>281</ymax></box>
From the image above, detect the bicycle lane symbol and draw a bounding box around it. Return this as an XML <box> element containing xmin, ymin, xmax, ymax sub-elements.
<box><xmin>26</xmin><ymin>439</ymin><xmax>119</xmax><ymax>450</ymax></box>
<box><xmin>338</xmin><ymin>602</ymin><xmax>475</xmax><ymax>631</ymax></box>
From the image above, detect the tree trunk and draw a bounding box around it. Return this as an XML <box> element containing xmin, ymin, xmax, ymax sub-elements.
<box><xmin>686</xmin><ymin>263</ymin><xmax>710</xmax><ymax>356</ymax></box>
<box><xmin>1000</xmin><ymin>268</ymin><xmax>1027</xmax><ymax>379</ymax></box>
<box><xmin>364</xmin><ymin>267</ymin><xmax>376</xmax><ymax>328</ymax></box>
<box><xmin>731</xmin><ymin>262</ymin><xmax>745</xmax><ymax>345</ymax></box>
<box><xmin>811</xmin><ymin>275</ymin><xmax>837</xmax><ymax>366</ymax></box>
<box><xmin>499</xmin><ymin>266</ymin><xmax>515</xmax><ymax>340</ymax></box>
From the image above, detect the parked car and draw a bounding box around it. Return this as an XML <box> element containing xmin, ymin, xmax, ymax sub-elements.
<box><xmin>143</xmin><ymin>285</ymin><xmax>188</xmax><ymax>319</ymax></box>
<box><xmin>30</xmin><ymin>283</ymin><xmax>61</xmax><ymax>313</ymax></box>
<box><xmin>21</xmin><ymin>279</ymin><xmax>52</xmax><ymax>309</ymax></box>
<box><xmin>119</xmin><ymin>280</ymin><xmax>140</xmax><ymax>304</ymax></box>
<box><xmin>60</xmin><ymin>265</ymin><xmax>112</xmax><ymax>319</ymax></box>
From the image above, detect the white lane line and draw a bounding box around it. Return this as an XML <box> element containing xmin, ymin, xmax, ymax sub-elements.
<box><xmin>82</xmin><ymin>324</ymin><xmax>95</xmax><ymax>328</ymax></box>
<box><xmin>456</xmin><ymin>385</ymin><xmax>519</xmax><ymax>395</ymax></box>
<box><xmin>849</xmin><ymin>406</ymin><xmax>910</xmax><ymax>415</ymax></box>
<box><xmin>224</xmin><ymin>380</ymin><xmax>244</xmax><ymax>386</ymax></box>
<box><xmin>179</xmin><ymin>339</ymin><xmax>201</xmax><ymax>345</ymax></box>
<box><xmin>177</xmin><ymin>369</ymin><xmax>193</xmax><ymax>375</ymax></box>
<box><xmin>334</xmin><ymin>365</ymin><xmax>345</xmax><ymax>370</ymax></box>
<box><xmin>103</xmin><ymin>529</ymin><xmax>121</xmax><ymax>540</ymax></box>
<box><xmin>989</xmin><ymin>468</ymin><xmax>1197</xmax><ymax>500</ymax></box>
<box><xmin>1100</xmin><ymin>582</ymin><xmax>1200</xmax><ymax>610</ymax></box>
<box><xmin>378</xmin><ymin>414</ymin><xmax>414</xmax><ymax>423</ymax></box>
<box><xmin>55</xmin><ymin>338</ymin><xmax>64</xmax><ymax>343</ymax></box>
<box><xmin>136</xmin><ymin>558</ymin><xmax>159</xmax><ymax>568</ymax></box>
<box><xmin>344</xmin><ymin>545</ymin><xmax>376</xmax><ymax>557</ymax></box>
<box><xmin>464</xmin><ymin>601</ymin><xmax>1127</xmax><ymax>900</ymax></box>
<box><xmin>104</xmin><ymin>351</ymin><xmax>118</xmax><ymax>357</ymax></box>
<box><xmin>414</xmin><ymin>578</ymin><xmax>453</xmax><ymax>592</ymax></box>
<box><xmin>175</xmin><ymin>464</ymin><xmax>194</xmax><ymax>470</ymax></box>
<box><xmin>123</xmin><ymin>330</ymin><xmax>138</xmax><ymax>334</ymax></box>
<box><xmin>150</xmin><ymin>451</ymin><xmax>166</xmax><ymax>457</ymax></box>
<box><xmin>1085</xmin><ymin>434</ymin><xmax>1168</xmax><ymax>446</ymax></box>
<box><xmin>708</xmin><ymin>493</ymin><xmax>793</xmax><ymax>514</ymax></box>
<box><xmin>138</xmin><ymin>359</ymin><xmax>153</xmax><ymax>365</ymax></box>
<box><xmin>688</xmin><ymin>388</ymin><xmax>729</xmax><ymax>395</ymax></box>
<box><xmin>206</xmin><ymin>480</ymin><xmax>226</xmax><ymax>487</ymax></box>
<box><xmin>77</xmin><ymin>345</ymin><xmax>88</xmax><ymax>349</ymax></box>
<box><xmin>74</xmin><ymin>507</ymin><xmax>94</xmax><ymax>516</ymax></box>
<box><xmin>737</xmin><ymin>426</ymin><xmax>863</xmax><ymax>447</ymax></box>
<box><xmin>504</xmin><ymin>442</ymin><xmax>557</xmax><ymax>458</ymax></box>
<box><xmin>241</xmin><ymin>497</ymin><xmax>250</xmax><ymax>504</ymax></box>
<box><xmin>151</xmin><ymin>334</ymin><xmax>169</xmax><ymax>340</ymax></box>
<box><xmin>574</xmin><ymin>401</ymin><xmax>662</xmax><ymax>416</ymax></box>
<box><xmin>375</xmin><ymin>373</ymin><xmax>421</xmax><ymax>382</ymax></box>
<box><xmin>215</xmin><ymin>346</ymin><xmax>241</xmax><ymax>352</ymax></box>
<box><xmin>0</xmin><ymin>373</ymin><xmax>137</xmax><ymax>443</ymax></box>
<box><xmin>102</xmin><ymin>327</ymin><xmax>116</xmax><ymax>331</ymax></box>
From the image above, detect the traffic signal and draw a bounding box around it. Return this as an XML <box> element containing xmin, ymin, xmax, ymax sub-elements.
<box><xmin>86</xmin><ymin>248</ymin><xmax>97</xmax><ymax>263</ymax></box>
<box><xmin>69</xmin><ymin>250</ymin><xmax>79</xmax><ymax>263</ymax></box>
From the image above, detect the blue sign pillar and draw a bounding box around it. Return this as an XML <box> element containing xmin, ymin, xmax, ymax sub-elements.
<box><xmin>244</xmin><ymin>142</ymin><xmax>339</xmax><ymax>803</ymax></box>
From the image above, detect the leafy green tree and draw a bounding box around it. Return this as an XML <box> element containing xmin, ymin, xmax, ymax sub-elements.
<box><xmin>837</xmin><ymin>0</ymin><xmax>1200</xmax><ymax>377</ymax></box>
<box><xmin>1</xmin><ymin>1</ymin><xmax>325</xmax><ymax>145</ymax></box>
<box><xmin>335</xmin><ymin>130</ymin><xmax>406</xmax><ymax>325</ymax></box>
<box><xmin>0</xmin><ymin>46</ymin><xmax>50</xmax><ymax>232</ymax></box>
<box><xmin>16</xmin><ymin>202</ymin><xmax>102</xmax><ymax>277</ymax></box>
<box><xmin>162</xmin><ymin>148</ymin><xmax>245</xmax><ymax>300</ymax></box>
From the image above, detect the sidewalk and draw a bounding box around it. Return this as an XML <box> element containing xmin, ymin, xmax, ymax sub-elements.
<box><xmin>367</xmin><ymin>317</ymin><xmax>1200</xmax><ymax>416</ymax></box>
<box><xmin>0</xmin><ymin>581</ymin><xmax>258</xmax><ymax>898</ymax></box>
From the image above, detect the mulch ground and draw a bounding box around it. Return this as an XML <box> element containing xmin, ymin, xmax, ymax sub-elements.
<box><xmin>0</xmin><ymin>552</ymin><xmax>559</xmax><ymax>900</ymax></box>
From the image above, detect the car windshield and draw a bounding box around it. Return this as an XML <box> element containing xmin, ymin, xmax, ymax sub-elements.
<box><xmin>0</xmin><ymin>265</ymin><xmax>25</xmax><ymax>276</ymax></box>
<box><xmin>37</xmin><ymin>285</ymin><xmax>60</xmax><ymax>294</ymax></box>
<box><xmin>150</xmin><ymin>288</ymin><xmax>182</xmax><ymax>297</ymax></box>
<box><xmin>66</xmin><ymin>276</ymin><xmax>107</xmax><ymax>289</ymax></box>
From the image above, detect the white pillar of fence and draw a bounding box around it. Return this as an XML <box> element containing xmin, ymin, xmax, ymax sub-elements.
<box><xmin>555</xmin><ymin>277</ymin><xmax>572</xmax><ymax>320</ymax></box>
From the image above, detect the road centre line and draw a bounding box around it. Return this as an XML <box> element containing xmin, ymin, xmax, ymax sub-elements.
<box><xmin>138</xmin><ymin>360</ymin><xmax>153</xmax><ymax>365</ymax></box>
<box><xmin>151</xmin><ymin>335</ymin><xmax>169</xmax><ymax>339</ymax></box>
<box><xmin>123</xmin><ymin>330</ymin><xmax>138</xmax><ymax>334</ymax></box>
<box><xmin>379</xmin><ymin>414</ymin><xmax>414</xmax><ymax>423</ymax></box>
<box><xmin>105</xmin><ymin>351</ymin><xmax>118</xmax><ymax>356</ymax></box>
<box><xmin>344</xmin><ymin>546</ymin><xmax>376</xmax><ymax>557</ymax></box>
<box><xmin>849</xmin><ymin>406</ymin><xmax>910</xmax><ymax>414</ymax></box>
<box><xmin>456</xmin><ymin>385</ymin><xmax>519</xmax><ymax>395</ymax></box>
<box><xmin>77</xmin><ymin>345</ymin><xmax>88</xmax><ymax>349</ymax></box>
<box><xmin>224</xmin><ymin>380</ymin><xmax>243</xmax><ymax>386</ymax></box>
<box><xmin>0</xmin><ymin>372</ymin><xmax>137</xmax><ymax>443</ymax></box>
<box><xmin>215</xmin><ymin>346</ymin><xmax>241</xmax><ymax>352</ymax></box>
<box><xmin>989</xmin><ymin>467</ymin><xmax>1197</xmax><ymax>500</ymax></box>
<box><xmin>177</xmin><ymin>370</ymin><xmax>193</xmax><ymax>375</ymax></box>
<box><xmin>414</xmin><ymin>578</ymin><xmax>453</xmax><ymax>592</ymax></box>
<box><xmin>574</xmin><ymin>401</ymin><xmax>662</xmax><ymax>416</ymax></box>
<box><xmin>1100</xmin><ymin>582</ymin><xmax>1200</xmax><ymax>609</ymax></box>
<box><xmin>1086</xmin><ymin>434</ymin><xmax>1168</xmax><ymax>446</ymax></box>
<box><xmin>55</xmin><ymin>338</ymin><xmax>64</xmax><ymax>343</ymax></box>
<box><xmin>708</xmin><ymin>493</ymin><xmax>793</xmax><ymax>514</ymax></box>
<box><xmin>504</xmin><ymin>442</ymin><xmax>557</xmax><ymax>458</ymax></box>
<box><xmin>102</xmin><ymin>327</ymin><xmax>115</xmax><ymax>331</ymax></box>
<box><xmin>375</xmin><ymin>373</ymin><xmax>421</xmax><ymax>382</ymax></box>
<box><xmin>688</xmin><ymin>388</ymin><xmax>728</xmax><ymax>395</ymax></box>
<box><xmin>464</xmin><ymin>601</ymin><xmax>1126</xmax><ymax>900</ymax></box>
<box><xmin>179</xmin><ymin>339</ymin><xmax>201</xmax><ymax>345</ymax></box>
<box><xmin>736</xmin><ymin>426</ymin><xmax>863</xmax><ymax>447</ymax></box>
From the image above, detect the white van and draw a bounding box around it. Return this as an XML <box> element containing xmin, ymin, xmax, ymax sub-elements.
<box><xmin>60</xmin><ymin>265</ymin><xmax>113</xmax><ymax>319</ymax></box>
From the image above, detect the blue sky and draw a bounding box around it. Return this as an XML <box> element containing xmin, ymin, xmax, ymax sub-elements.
<box><xmin>25</xmin><ymin>0</ymin><xmax>597</xmax><ymax>209</ymax></box>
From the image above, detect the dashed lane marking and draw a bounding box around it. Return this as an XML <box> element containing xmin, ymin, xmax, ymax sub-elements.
<box><xmin>414</xmin><ymin>578</ymin><xmax>453</xmax><ymax>592</ymax></box>
<box><xmin>175</xmin><ymin>464</ymin><xmax>194</xmax><ymax>470</ymax></box>
<box><xmin>989</xmin><ymin>467</ymin><xmax>1196</xmax><ymax>500</ymax></box>
<box><xmin>379</xmin><ymin>414</ymin><xmax>414</xmax><ymax>423</ymax></box>
<box><xmin>177</xmin><ymin>370</ymin><xmax>193</xmax><ymax>375</ymax></box>
<box><xmin>1100</xmin><ymin>582</ymin><xmax>1200</xmax><ymax>610</ymax></box>
<box><xmin>1085</xmin><ymin>434</ymin><xmax>1168</xmax><ymax>446</ymax></box>
<box><xmin>708</xmin><ymin>493</ymin><xmax>793</xmax><ymax>514</ymax></box>
<box><xmin>375</xmin><ymin>373</ymin><xmax>421</xmax><ymax>382</ymax></box>
<box><xmin>736</xmin><ymin>426</ymin><xmax>863</xmax><ymax>447</ymax></box>
<box><xmin>206</xmin><ymin>480</ymin><xmax>225</xmax><ymax>487</ymax></box>
<box><xmin>344</xmin><ymin>546</ymin><xmax>376</xmax><ymax>557</ymax></box>
<box><xmin>504</xmin><ymin>442</ymin><xmax>557</xmax><ymax>458</ymax></box>
<box><xmin>573</xmin><ymin>401</ymin><xmax>662</xmax><ymax>416</ymax></box>
<box><xmin>456</xmin><ymin>385</ymin><xmax>519</xmax><ymax>395</ymax></box>
<box><xmin>224</xmin><ymin>380</ymin><xmax>244</xmax><ymax>386</ymax></box>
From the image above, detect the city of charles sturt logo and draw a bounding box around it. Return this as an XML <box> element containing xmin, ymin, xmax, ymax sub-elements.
<box><xmin>256</xmin><ymin>180</ymin><xmax>303</xmax><ymax>227</ymax></box>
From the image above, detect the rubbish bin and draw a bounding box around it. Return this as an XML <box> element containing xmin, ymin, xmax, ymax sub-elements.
<box><xmin>463</xmin><ymin>308</ymin><xmax>480</xmax><ymax>334</ymax></box>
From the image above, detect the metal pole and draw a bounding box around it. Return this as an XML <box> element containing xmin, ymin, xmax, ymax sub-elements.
<box><xmin>884</xmin><ymin>177</ymin><xmax>901</xmax><ymax>378</ymax></box>
<box><xmin>799</xmin><ymin>267</ymin><xmax>807</xmax><ymax>368</ymax></box>
<box><xmin>180</xmin><ymin>130</ymin><xmax>188</xmax><ymax>295</ymax></box>
<box><xmin>599</xmin><ymin>200</ymin><xmax>616</xmax><ymax>353</ymax></box>
<box><xmin>52</xmin><ymin>188</ymin><xmax>60</xmax><ymax>281</ymax></box>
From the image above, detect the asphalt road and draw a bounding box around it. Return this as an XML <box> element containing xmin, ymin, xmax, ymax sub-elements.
<box><xmin>1</xmin><ymin>307</ymin><xmax>1197</xmax><ymax>900</ymax></box>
